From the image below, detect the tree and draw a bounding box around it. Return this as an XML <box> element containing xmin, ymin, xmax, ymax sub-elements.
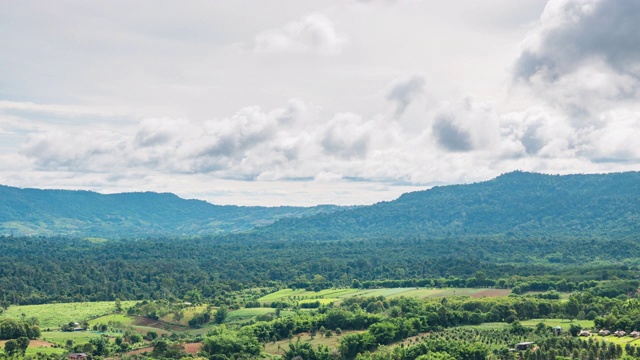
<box><xmin>569</xmin><ymin>324</ymin><xmax>582</xmax><ymax>337</ymax></box>
<box><xmin>16</xmin><ymin>337</ymin><xmax>29</xmax><ymax>355</ymax></box>
<box><xmin>4</xmin><ymin>339</ymin><xmax>18</xmax><ymax>356</ymax></box>
<box><xmin>215</xmin><ymin>306</ymin><xmax>228</xmax><ymax>324</ymax></box>
<box><xmin>173</xmin><ymin>310</ymin><xmax>184</xmax><ymax>322</ymax></box>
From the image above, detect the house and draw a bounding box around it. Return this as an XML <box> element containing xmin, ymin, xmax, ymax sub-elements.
<box><xmin>598</xmin><ymin>329</ymin><xmax>610</xmax><ymax>336</ymax></box>
<box><xmin>630</xmin><ymin>331</ymin><xmax>640</xmax><ymax>337</ymax></box>
<box><xmin>515</xmin><ymin>342</ymin><xmax>535</xmax><ymax>350</ymax></box>
<box><xmin>579</xmin><ymin>330</ymin><xmax>591</xmax><ymax>336</ymax></box>
<box><xmin>614</xmin><ymin>330</ymin><xmax>626</xmax><ymax>337</ymax></box>
<box><xmin>553</xmin><ymin>326</ymin><xmax>562</xmax><ymax>335</ymax></box>
<box><xmin>68</xmin><ymin>353</ymin><xmax>88</xmax><ymax>360</ymax></box>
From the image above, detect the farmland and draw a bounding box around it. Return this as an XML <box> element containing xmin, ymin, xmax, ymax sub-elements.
<box><xmin>258</xmin><ymin>287</ymin><xmax>512</xmax><ymax>305</ymax></box>
<box><xmin>3</xmin><ymin>301</ymin><xmax>137</xmax><ymax>330</ymax></box>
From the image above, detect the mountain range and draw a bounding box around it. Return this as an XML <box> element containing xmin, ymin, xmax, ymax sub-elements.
<box><xmin>255</xmin><ymin>171</ymin><xmax>640</xmax><ymax>241</ymax></box>
<box><xmin>0</xmin><ymin>185</ymin><xmax>341</xmax><ymax>238</ymax></box>
<box><xmin>1</xmin><ymin>171</ymin><xmax>639</xmax><ymax>239</ymax></box>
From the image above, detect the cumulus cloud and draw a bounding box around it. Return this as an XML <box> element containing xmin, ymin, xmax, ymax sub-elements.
<box><xmin>254</xmin><ymin>13</ymin><xmax>347</xmax><ymax>55</ymax></box>
<box><xmin>514</xmin><ymin>0</ymin><xmax>640</xmax><ymax>118</ymax></box>
<box><xmin>11</xmin><ymin>93</ymin><xmax>640</xmax><ymax>206</ymax></box>
<box><xmin>321</xmin><ymin>113</ymin><xmax>371</xmax><ymax>159</ymax></box>
<box><xmin>386</xmin><ymin>76</ymin><xmax>426</xmax><ymax>116</ymax></box>
<box><xmin>431</xmin><ymin>98</ymin><xmax>500</xmax><ymax>153</ymax></box>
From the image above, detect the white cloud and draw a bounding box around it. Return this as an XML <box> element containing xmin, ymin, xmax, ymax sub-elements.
<box><xmin>514</xmin><ymin>0</ymin><xmax>640</xmax><ymax>118</ymax></box>
<box><xmin>254</xmin><ymin>13</ymin><xmax>347</xmax><ymax>55</ymax></box>
<box><xmin>2</xmin><ymin>1</ymin><xmax>640</xmax><ymax>206</ymax></box>
<box><xmin>386</xmin><ymin>76</ymin><xmax>426</xmax><ymax>117</ymax></box>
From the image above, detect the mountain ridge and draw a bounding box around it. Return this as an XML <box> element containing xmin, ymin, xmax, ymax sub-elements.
<box><xmin>253</xmin><ymin>171</ymin><xmax>640</xmax><ymax>240</ymax></box>
<box><xmin>0</xmin><ymin>184</ymin><xmax>343</xmax><ymax>237</ymax></box>
<box><xmin>2</xmin><ymin>171</ymin><xmax>639</xmax><ymax>239</ymax></box>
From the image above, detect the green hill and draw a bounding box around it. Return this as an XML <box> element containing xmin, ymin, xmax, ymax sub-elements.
<box><xmin>0</xmin><ymin>185</ymin><xmax>341</xmax><ymax>238</ymax></box>
<box><xmin>256</xmin><ymin>171</ymin><xmax>640</xmax><ymax>240</ymax></box>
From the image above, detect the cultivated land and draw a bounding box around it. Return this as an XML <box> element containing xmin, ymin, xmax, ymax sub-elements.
<box><xmin>3</xmin><ymin>286</ymin><xmax>640</xmax><ymax>358</ymax></box>
<box><xmin>4</xmin><ymin>301</ymin><xmax>137</xmax><ymax>329</ymax></box>
<box><xmin>258</xmin><ymin>287</ymin><xmax>512</xmax><ymax>305</ymax></box>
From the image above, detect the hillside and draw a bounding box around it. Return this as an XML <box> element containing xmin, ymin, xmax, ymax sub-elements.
<box><xmin>0</xmin><ymin>185</ymin><xmax>341</xmax><ymax>237</ymax></box>
<box><xmin>256</xmin><ymin>171</ymin><xmax>640</xmax><ymax>240</ymax></box>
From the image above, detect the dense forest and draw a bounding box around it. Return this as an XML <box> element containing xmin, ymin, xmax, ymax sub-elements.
<box><xmin>258</xmin><ymin>171</ymin><xmax>640</xmax><ymax>241</ymax></box>
<box><xmin>1</xmin><ymin>234</ymin><xmax>640</xmax><ymax>305</ymax></box>
<box><xmin>2</xmin><ymin>171</ymin><xmax>639</xmax><ymax>240</ymax></box>
<box><xmin>2</xmin><ymin>171</ymin><xmax>640</xmax><ymax>359</ymax></box>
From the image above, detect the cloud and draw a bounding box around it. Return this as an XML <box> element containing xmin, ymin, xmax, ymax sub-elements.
<box><xmin>432</xmin><ymin>115</ymin><xmax>473</xmax><ymax>152</ymax></box>
<box><xmin>321</xmin><ymin>113</ymin><xmax>371</xmax><ymax>159</ymax></box>
<box><xmin>254</xmin><ymin>13</ymin><xmax>347</xmax><ymax>55</ymax></box>
<box><xmin>514</xmin><ymin>0</ymin><xmax>640</xmax><ymax>118</ymax></box>
<box><xmin>386</xmin><ymin>76</ymin><xmax>426</xmax><ymax>116</ymax></box>
<box><xmin>430</xmin><ymin>98</ymin><xmax>500</xmax><ymax>152</ymax></box>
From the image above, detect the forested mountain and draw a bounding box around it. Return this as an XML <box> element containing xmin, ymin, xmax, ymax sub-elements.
<box><xmin>2</xmin><ymin>171</ymin><xmax>640</xmax><ymax>304</ymax></box>
<box><xmin>257</xmin><ymin>171</ymin><xmax>640</xmax><ymax>240</ymax></box>
<box><xmin>0</xmin><ymin>185</ymin><xmax>341</xmax><ymax>237</ymax></box>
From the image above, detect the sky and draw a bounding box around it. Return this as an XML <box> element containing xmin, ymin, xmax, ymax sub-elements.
<box><xmin>1</xmin><ymin>0</ymin><xmax>640</xmax><ymax>206</ymax></box>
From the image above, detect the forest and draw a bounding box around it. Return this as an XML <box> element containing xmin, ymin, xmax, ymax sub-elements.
<box><xmin>1</xmin><ymin>172</ymin><xmax>640</xmax><ymax>359</ymax></box>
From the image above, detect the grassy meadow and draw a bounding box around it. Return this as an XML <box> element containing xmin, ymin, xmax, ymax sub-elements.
<box><xmin>258</xmin><ymin>287</ymin><xmax>511</xmax><ymax>305</ymax></box>
<box><xmin>4</xmin><ymin>301</ymin><xmax>137</xmax><ymax>329</ymax></box>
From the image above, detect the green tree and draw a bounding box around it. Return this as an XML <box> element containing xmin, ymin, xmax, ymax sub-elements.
<box><xmin>4</xmin><ymin>339</ymin><xmax>18</xmax><ymax>356</ymax></box>
<box><xmin>16</xmin><ymin>337</ymin><xmax>29</xmax><ymax>355</ymax></box>
<box><xmin>215</xmin><ymin>305</ymin><xmax>228</xmax><ymax>324</ymax></box>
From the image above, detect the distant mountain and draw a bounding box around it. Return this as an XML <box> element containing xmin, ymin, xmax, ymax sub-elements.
<box><xmin>256</xmin><ymin>171</ymin><xmax>640</xmax><ymax>240</ymax></box>
<box><xmin>0</xmin><ymin>185</ymin><xmax>342</xmax><ymax>238</ymax></box>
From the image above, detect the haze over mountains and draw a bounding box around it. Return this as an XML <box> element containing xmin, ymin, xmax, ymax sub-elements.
<box><xmin>0</xmin><ymin>186</ymin><xmax>341</xmax><ymax>237</ymax></box>
<box><xmin>1</xmin><ymin>171</ymin><xmax>639</xmax><ymax>239</ymax></box>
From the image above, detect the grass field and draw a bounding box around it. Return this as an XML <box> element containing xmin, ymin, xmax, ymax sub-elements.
<box><xmin>88</xmin><ymin>313</ymin><xmax>135</xmax><ymax>327</ymax></box>
<box><xmin>520</xmin><ymin>318</ymin><xmax>595</xmax><ymax>329</ymax></box>
<box><xmin>225</xmin><ymin>308</ymin><xmax>295</xmax><ymax>323</ymax></box>
<box><xmin>0</xmin><ymin>340</ymin><xmax>66</xmax><ymax>357</ymax></box>
<box><xmin>4</xmin><ymin>301</ymin><xmax>137</xmax><ymax>329</ymax></box>
<box><xmin>263</xmin><ymin>331</ymin><xmax>360</xmax><ymax>356</ymax></box>
<box><xmin>40</xmin><ymin>331</ymin><xmax>103</xmax><ymax>346</ymax></box>
<box><xmin>259</xmin><ymin>287</ymin><xmax>511</xmax><ymax>305</ymax></box>
<box><xmin>159</xmin><ymin>305</ymin><xmax>210</xmax><ymax>326</ymax></box>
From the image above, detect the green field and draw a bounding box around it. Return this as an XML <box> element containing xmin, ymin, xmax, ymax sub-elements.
<box><xmin>225</xmin><ymin>308</ymin><xmax>296</xmax><ymax>324</ymax></box>
<box><xmin>40</xmin><ymin>331</ymin><xmax>103</xmax><ymax>346</ymax></box>
<box><xmin>159</xmin><ymin>304</ymin><xmax>210</xmax><ymax>326</ymax></box>
<box><xmin>88</xmin><ymin>313</ymin><xmax>135</xmax><ymax>327</ymax></box>
<box><xmin>259</xmin><ymin>287</ymin><xmax>511</xmax><ymax>305</ymax></box>
<box><xmin>4</xmin><ymin>301</ymin><xmax>137</xmax><ymax>329</ymax></box>
<box><xmin>0</xmin><ymin>341</ymin><xmax>66</xmax><ymax>357</ymax></box>
<box><xmin>263</xmin><ymin>330</ymin><xmax>360</xmax><ymax>356</ymax></box>
<box><xmin>520</xmin><ymin>318</ymin><xmax>595</xmax><ymax>329</ymax></box>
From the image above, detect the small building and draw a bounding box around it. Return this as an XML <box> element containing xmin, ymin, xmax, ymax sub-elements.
<box><xmin>579</xmin><ymin>330</ymin><xmax>591</xmax><ymax>336</ymax></box>
<box><xmin>615</xmin><ymin>330</ymin><xmax>626</xmax><ymax>337</ymax></box>
<box><xmin>598</xmin><ymin>329</ymin><xmax>610</xmax><ymax>336</ymax></box>
<box><xmin>515</xmin><ymin>342</ymin><xmax>535</xmax><ymax>350</ymax></box>
<box><xmin>68</xmin><ymin>353</ymin><xmax>88</xmax><ymax>360</ymax></box>
<box><xmin>630</xmin><ymin>331</ymin><xmax>640</xmax><ymax>337</ymax></box>
<box><xmin>553</xmin><ymin>326</ymin><xmax>562</xmax><ymax>335</ymax></box>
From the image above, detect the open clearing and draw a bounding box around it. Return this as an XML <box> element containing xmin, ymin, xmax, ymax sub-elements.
<box><xmin>520</xmin><ymin>319</ymin><xmax>595</xmax><ymax>329</ymax></box>
<box><xmin>264</xmin><ymin>331</ymin><xmax>361</xmax><ymax>356</ymax></box>
<box><xmin>259</xmin><ymin>287</ymin><xmax>511</xmax><ymax>305</ymax></box>
<box><xmin>4</xmin><ymin>301</ymin><xmax>137</xmax><ymax>329</ymax></box>
<box><xmin>0</xmin><ymin>339</ymin><xmax>65</xmax><ymax>356</ymax></box>
<box><xmin>225</xmin><ymin>308</ymin><xmax>295</xmax><ymax>324</ymax></box>
<box><xmin>39</xmin><ymin>331</ymin><xmax>102</xmax><ymax>346</ymax></box>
